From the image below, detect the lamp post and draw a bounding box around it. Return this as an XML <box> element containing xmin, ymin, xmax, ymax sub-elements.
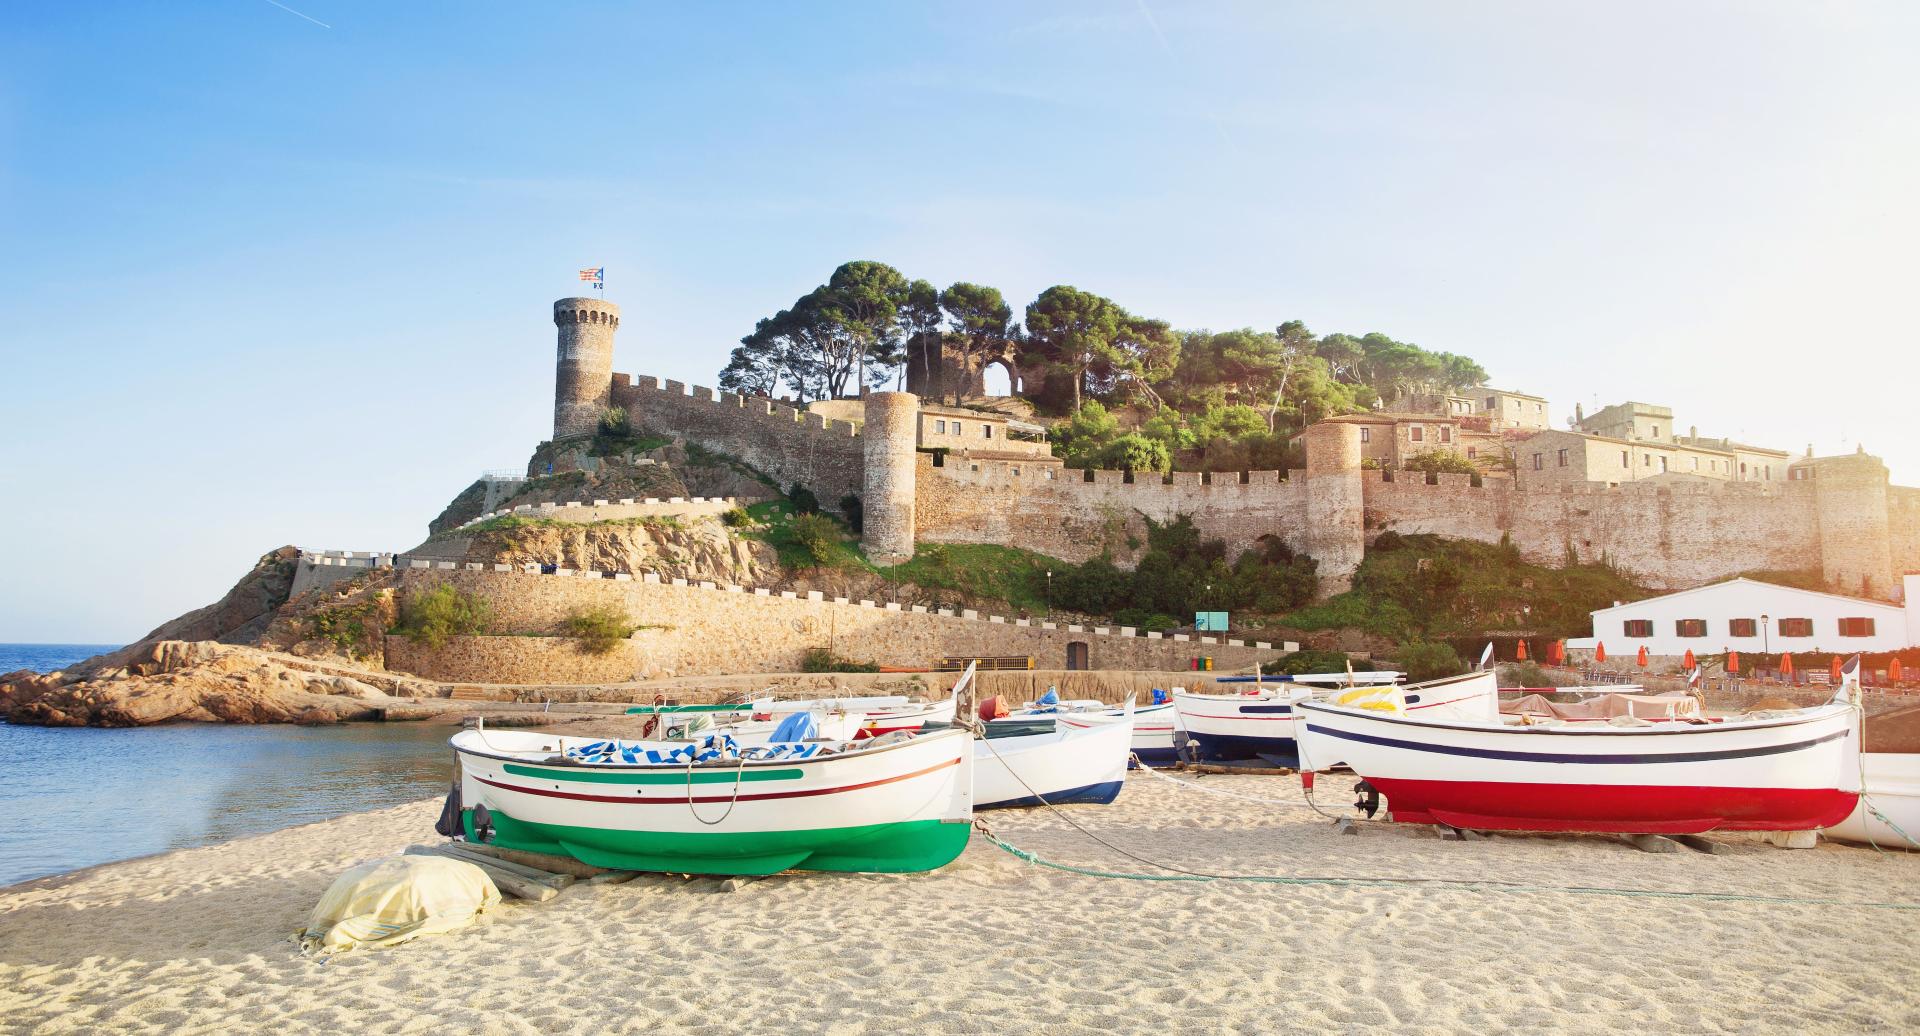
<box><xmin>1761</xmin><ymin>614</ymin><xmax>1770</xmax><ymax>657</ymax></box>
<box><xmin>1045</xmin><ymin>570</ymin><xmax>1052</xmax><ymax>619</ymax></box>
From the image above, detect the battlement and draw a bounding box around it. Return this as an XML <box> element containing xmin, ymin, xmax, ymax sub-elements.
<box><xmin>553</xmin><ymin>297</ymin><xmax>620</xmax><ymax>328</ymax></box>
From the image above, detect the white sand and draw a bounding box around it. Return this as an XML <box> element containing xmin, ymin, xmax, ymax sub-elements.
<box><xmin>2</xmin><ymin>774</ymin><xmax>1917</xmax><ymax>1035</ymax></box>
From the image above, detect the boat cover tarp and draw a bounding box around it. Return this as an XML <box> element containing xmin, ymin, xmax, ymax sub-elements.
<box><xmin>770</xmin><ymin>711</ymin><xmax>817</xmax><ymax>742</ymax></box>
<box><xmin>1500</xmin><ymin>693</ymin><xmax>1702</xmax><ymax>721</ymax></box>
<box><xmin>300</xmin><ymin>855</ymin><xmax>499</xmax><ymax>955</ymax></box>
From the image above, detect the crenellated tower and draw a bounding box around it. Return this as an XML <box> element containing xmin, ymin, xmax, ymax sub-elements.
<box><xmin>1304</xmin><ymin>421</ymin><xmax>1366</xmax><ymax>596</ymax></box>
<box><xmin>862</xmin><ymin>391</ymin><xmax>920</xmax><ymax>561</ymax></box>
<box><xmin>553</xmin><ymin>297</ymin><xmax>621</xmax><ymax>440</ymax></box>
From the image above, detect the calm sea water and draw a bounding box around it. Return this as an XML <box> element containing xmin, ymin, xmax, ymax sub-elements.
<box><xmin>0</xmin><ymin>643</ymin><xmax>458</xmax><ymax>887</ymax></box>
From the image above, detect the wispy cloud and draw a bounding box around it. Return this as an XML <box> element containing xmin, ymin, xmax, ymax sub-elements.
<box><xmin>262</xmin><ymin>0</ymin><xmax>330</xmax><ymax>29</ymax></box>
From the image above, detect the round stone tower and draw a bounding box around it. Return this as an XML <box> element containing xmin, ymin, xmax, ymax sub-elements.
<box><xmin>1811</xmin><ymin>448</ymin><xmax>1893</xmax><ymax>597</ymax></box>
<box><xmin>553</xmin><ymin>297</ymin><xmax>621</xmax><ymax>440</ymax></box>
<box><xmin>1303</xmin><ymin>422</ymin><xmax>1366</xmax><ymax>597</ymax></box>
<box><xmin>862</xmin><ymin>391</ymin><xmax>920</xmax><ymax>562</ymax></box>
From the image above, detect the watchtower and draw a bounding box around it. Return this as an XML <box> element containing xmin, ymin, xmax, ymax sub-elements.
<box><xmin>553</xmin><ymin>297</ymin><xmax>621</xmax><ymax>440</ymax></box>
<box><xmin>862</xmin><ymin>392</ymin><xmax>920</xmax><ymax>562</ymax></box>
<box><xmin>1808</xmin><ymin>448</ymin><xmax>1894</xmax><ymax>597</ymax></box>
<box><xmin>1304</xmin><ymin>422</ymin><xmax>1365</xmax><ymax>596</ymax></box>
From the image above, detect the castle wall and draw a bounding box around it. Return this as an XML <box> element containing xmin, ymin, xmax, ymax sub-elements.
<box><xmin>1890</xmin><ymin>487</ymin><xmax>1920</xmax><ymax>584</ymax></box>
<box><xmin>1813</xmin><ymin>453</ymin><xmax>1895</xmax><ymax>597</ymax></box>
<box><xmin>388</xmin><ymin>567</ymin><xmax>1284</xmax><ymax>682</ymax></box>
<box><xmin>619</xmin><ymin>376</ymin><xmax>866</xmax><ymax>512</ymax></box>
<box><xmin>914</xmin><ymin>456</ymin><xmax>1307</xmax><ymax>565</ymax></box>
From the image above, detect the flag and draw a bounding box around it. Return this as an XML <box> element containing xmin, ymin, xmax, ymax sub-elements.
<box><xmin>1479</xmin><ymin>642</ymin><xmax>1494</xmax><ymax>669</ymax></box>
<box><xmin>578</xmin><ymin>266</ymin><xmax>604</xmax><ymax>289</ymax></box>
<box><xmin>1687</xmin><ymin>666</ymin><xmax>1700</xmax><ymax>688</ymax></box>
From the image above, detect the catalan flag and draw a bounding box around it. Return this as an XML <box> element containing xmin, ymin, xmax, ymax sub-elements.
<box><xmin>579</xmin><ymin>266</ymin><xmax>604</xmax><ymax>289</ymax></box>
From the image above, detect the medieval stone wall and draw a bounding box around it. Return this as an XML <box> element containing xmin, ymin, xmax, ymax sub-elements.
<box><xmin>389</xmin><ymin>567</ymin><xmax>1283</xmax><ymax>682</ymax></box>
<box><xmin>616</xmin><ymin>375</ymin><xmax>866</xmax><ymax>512</ymax></box>
<box><xmin>1889</xmin><ymin>487</ymin><xmax>1920</xmax><ymax>580</ymax></box>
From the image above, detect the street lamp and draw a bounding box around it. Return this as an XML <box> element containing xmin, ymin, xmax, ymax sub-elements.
<box><xmin>1045</xmin><ymin>570</ymin><xmax>1052</xmax><ymax>619</ymax></box>
<box><xmin>1761</xmin><ymin>614</ymin><xmax>1770</xmax><ymax>656</ymax></box>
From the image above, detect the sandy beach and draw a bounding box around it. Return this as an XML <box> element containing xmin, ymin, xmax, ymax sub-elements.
<box><xmin>1</xmin><ymin>774</ymin><xmax>1916</xmax><ymax>1036</ymax></box>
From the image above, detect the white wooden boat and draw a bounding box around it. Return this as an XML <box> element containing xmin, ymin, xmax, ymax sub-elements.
<box><xmin>1173</xmin><ymin>670</ymin><xmax>1489</xmax><ymax>766</ymax></box>
<box><xmin>1824</xmin><ymin>753</ymin><xmax>1920</xmax><ymax>849</ymax></box>
<box><xmin>1295</xmin><ymin>669</ymin><xmax>1863</xmax><ymax>835</ymax></box>
<box><xmin>862</xmin><ymin>697</ymin><xmax>957</xmax><ymax>736</ymax></box>
<box><xmin>448</xmin><ymin>725</ymin><xmax>974</xmax><ymax>875</ymax></box>
<box><xmin>973</xmin><ymin>700</ymin><xmax>1135</xmax><ymax>809</ymax></box>
<box><xmin>1053</xmin><ymin>701</ymin><xmax>1184</xmax><ymax>766</ymax></box>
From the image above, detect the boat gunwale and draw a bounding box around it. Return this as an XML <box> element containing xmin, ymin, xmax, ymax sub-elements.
<box><xmin>450</xmin><ymin>726</ymin><xmax>971</xmax><ymax>771</ymax></box>
<box><xmin>1296</xmin><ymin>698</ymin><xmax>1852</xmax><ymax>737</ymax></box>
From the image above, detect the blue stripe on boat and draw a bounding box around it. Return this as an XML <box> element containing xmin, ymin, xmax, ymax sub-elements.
<box><xmin>1303</xmin><ymin>724</ymin><xmax>1848</xmax><ymax>765</ymax></box>
<box><xmin>976</xmin><ymin>780</ymin><xmax>1124</xmax><ymax>810</ymax></box>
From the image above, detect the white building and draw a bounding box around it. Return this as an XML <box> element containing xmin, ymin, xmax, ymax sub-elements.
<box><xmin>1569</xmin><ymin>576</ymin><xmax>1920</xmax><ymax>658</ymax></box>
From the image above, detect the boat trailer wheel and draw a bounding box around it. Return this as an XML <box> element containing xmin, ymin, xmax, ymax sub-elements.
<box><xmin>1352</xmin><ymin>780</ymin><xmax>1380</xmax><ymax>819</ymax></box>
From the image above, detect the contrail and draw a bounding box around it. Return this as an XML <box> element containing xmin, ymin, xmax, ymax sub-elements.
<box><xmin>262</xmin><ymin>0</ymin><xmax>331</xmax><ymax>28</ymax></box>
<box><xmin>1135</xmin><ymin>0</ymin><xmax>1237</xmax><ymax>156</ymax></box>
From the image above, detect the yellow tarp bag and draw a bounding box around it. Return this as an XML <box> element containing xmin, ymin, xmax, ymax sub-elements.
<box><xmin>300</xmin><ymin>855</ymin><xmax>501</xmax><ymax>954</ymax></box>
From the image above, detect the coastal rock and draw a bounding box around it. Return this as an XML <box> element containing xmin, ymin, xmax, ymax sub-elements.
<box><xmin>0</xmin><ymin>641</ymin><xmax>395</xmax><ymax>728</ymax></box>
<box><xmin>455</xmin><ymin>514</ymin><xmax>776</xmax><ymax>586</ymax></box>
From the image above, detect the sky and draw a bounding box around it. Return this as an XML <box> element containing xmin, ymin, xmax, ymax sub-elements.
<box><xmin>1</xmin><ymin>1</ymin><xmax>1916</xmax><ymax>642</ymax></box>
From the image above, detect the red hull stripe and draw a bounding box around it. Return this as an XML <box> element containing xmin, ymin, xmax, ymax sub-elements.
<box><xmin>1371</xmin><ymin>778</ymin><xmax>1858</xmax><ymax>833</ymax></box>
<box><xmin>1308</xmin><ymin>723</ymin><xmax>1847</xmax><ymax>765</ymax></box>
<box><xmin>476</xmin><ymin>757</ymin><xmax>959</xmax><ymax>805</ymax></box>
<box><xmin>1407</xmin><ymin>693</ymin><xmax>1481</xmax><ymax>712</ymax></box>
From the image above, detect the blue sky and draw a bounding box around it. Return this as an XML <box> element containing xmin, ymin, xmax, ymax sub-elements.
<box><xmin>2</xmin><ymin>2</ymin><xmax>1916</xmax><ymax>642</ymax></box>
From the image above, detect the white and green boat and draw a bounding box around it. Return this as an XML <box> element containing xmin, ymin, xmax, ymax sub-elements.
<box><xmin>447</xmin><ymin>725</ymin><xmax>975</xmax><ymax>876</ymax></box>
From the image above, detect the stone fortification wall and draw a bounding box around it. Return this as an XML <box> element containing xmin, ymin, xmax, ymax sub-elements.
<box><xmin>1890</xmin><ymin>487</ymin><xmax>1920</xmax><ymax>580</ymax></box>
<box><xmin>290</xmin><ymin>551</ymin><xmax>395</xmax><ymax>597</ymax></box>
<box><xmin>1812</xmin><ymin>452</ymin><xmax>1895</xmax><ymax>597</ymax></box>
<box><xmin>615</xmin><ymin>375</ymin><xmax>865</xmax><ymax>512</ymax></box>
<box><xmin>913</xmin><ymin>455</ymin><xmax>1308</xmax><ymax>565</ymax></box>
<box><xmin>449</xmin><ymin>495</ymin><xmax>740</xmax><ymax>532</ymax></box>
<box><xmin>388</xmin><ymin>567</ymin><xmax>1284</xmax><ymax>682</ymax></box>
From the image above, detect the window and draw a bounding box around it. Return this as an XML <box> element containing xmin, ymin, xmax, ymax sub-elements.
<box><xmin>1644</xmin><ymin>454</ymin><xmax>1652</xmax><ymax>467</ymax></box>
<box><xmin>1359</xmin><ymin>427</ymin><xmax>1372</xmax><ymax>443</ymax></box>
<box><xmin>1045</xmin><ymin>469</ymin><xmax>1056</xmax><ymax>480</ymax></box>
<box><xmin>1729</xmin><ymin>618</ymin><xmax>1757</xmax><ymax>637</ymax></box>
<box><xmin>983</xmin><ymin>424</ymin><xmax>993</xmax><ymax>438</ymax></box>
<box><xmin>1838</xmin><ymin>617</ymin><xmax>1877</xmax><ymax>638</ymax></box>
<box><xmin>1410</xmin><ymin>426</ymin><xmax>1424</xmax><ymax>443</ymax></box>
<box><xmin>1675</xmin><ymin>619</ymin><xmax>1707</xmax><ymax>638</ymax></box>
<box><xmin>1621</xmin><ymin>450</ymin><xmax>1630</xmax><ymax>467</ymax></box>
<box><xmin>1557</xmin><ymin>448</ymin><xmax>1568</xmax><ymax>467</ymax></box>
<box><xmin>1777</xmin><ymin>617</ymin><xmax>1814</xmax><ymax>637</ymax></box>
<box><xmin>1011</xmin><ymin>466</ymin><xmax>1020</xmax><ymax>476</ymax></box>
<box><xmin>1467</xmin><ymin>447</ymin><xmax>1478</xmax><ymax>459</ymax></box>
<box><xmin>1486</xmin><ymin>396</ymin><xmax>1497</xmax><ymax>410</ymax></box>
<box><xmin>1652</xmin><ymin>425</ymin><xmax>1660</xmax><ymax>438</ymax></box>
<box><xmin>1659</xmin><ymin>456</ymin><xmax>1668</xmax><ymax>473</ymax></box>
<box><xmin>1691</xmin><ymin>457</ymin><xmax>1699</xmax><ymax>470</ymax></box>
<box><xmin>1764</xmin><ymin>465</ymin><xmax>1771</xmax><ymax>480</ymax></box>
<box><xmin>1624</xmin><ymin>619</ymin><xmax>1653</xmax><ymax>637</ymax></box>
<box><xmin>1532</xmin><ymin>453</ymin><xmax>1543</xmax><ymax>471</ymax></box>
<box><xmin>1740</xmin><ymin>462</ymin><xmax>1747</xmax><ymax>476</ymax></box>
<box><xmin>1535</xmin><ymin>403</ymin><xmax>1543</xmax><ymax>414</ymax></box>
<box><xmin>1439</xmin><ymin>426</ymin><xmax>1452</xmax><ymax>443</ymax></box>
<box><xmin>934</xmin><ymin>419</ymin><xmax>947</xmax><ymax>433</ymax></box>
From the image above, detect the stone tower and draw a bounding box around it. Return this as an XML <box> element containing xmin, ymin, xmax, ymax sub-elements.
<box><xmin>862</xmin><ymin>391</ymin><xmax>920</xmax><ymax>562</ymax></box>
<box><xmin>1811</xmin><ymin>449</ymin><xmax>1894</xmax><ymax>597</ymax></box>
<box><xmin>1304</xmin><ymin>422</ymin><xmax>1366</xmax><ymax>596</ymax></box>
<box><xmin>553</xmin><ymin>297</ymin><xmax>621</xmax><ymax>440</ymax></box>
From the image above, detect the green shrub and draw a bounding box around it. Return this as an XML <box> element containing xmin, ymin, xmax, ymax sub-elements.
<box><xmin>1393</xmin><ymin>640</ymin><xmax>1465</xmax><ymax>682</ymax></box>
<box><xmin>801</xmin><ymin>646</ymin><xmax>879</xmax><ymax>673</ymax></box>
<box><xmin>1400</xmin><ymin>450</ymin><xmax>1479</xmax><ymax>475</ymax></box>
<box><xmin>1506</xmin><ymin>660</ymin><xmax>1550</xmax><ymax>688</ymax></box>
<box><xmin>396</xmin><ymin>583</ymin><xmax>493</xmax><ymax>649</ymax></box>
<box><xmin>1261</xmin><ymin>649</ymin><xmax>1358</xmax><ymax>676</ymax></box>
<box><xmin>1112</xmin><ymin>608</ymin><xmax>1182</xmax><ymax>631</ymax></box>
<box><xmin>562</xmin><ymin>604</ymin><xmax>638</xmax><ymax>655</ymax></box>
<box><xmin>598</xmin><ymin>408</ymin><xmax>631</xmax><ymax>436</ymax></box>
<box><xmin>721</xmin><ymin>506</ymin><xmax>752</xmax><ymax>528</ymax></box>
<box><xmin>789</xmin><ymin>484</ymin><xmax>822</xmax><ymax>515</ymax></box>
<box><xmin>789</xmin><ymin>513</ymin><xmax>840</xmax><ymax>567</ymax></box>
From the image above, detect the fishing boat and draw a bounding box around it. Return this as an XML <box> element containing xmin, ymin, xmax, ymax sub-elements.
<box><xmin>973</xmin><ymin>699</ymin><xmax>1135</xmax><ymax>809</ymax></box>
<box><xmin>447</xmin><ymin>721</ymin><xmax>974</xmax><ymax>876</ymax></box>
<box><xmin>1172</xmin><ymin>669</ymin><xmax>1491</xmax><ymax>767</ymax></box>
<box><xmin>1823</xmin><ymin>702</ymin><xmax>1920</xmax><ymax>849</ymax></box>
<box><xmin>861</xmin><ymin>698</ymin><xmax>958</xmax><ymax>736</ymax></box>
<box><xmin>1052</xmin><ymin>691</ymin><xmax>1184</xmax><ymax>766</ymax></box>
<box><xmin>1295</xmin><ymin>665</ymin><xmax>1865</xmax><ymax>835</ymax></box>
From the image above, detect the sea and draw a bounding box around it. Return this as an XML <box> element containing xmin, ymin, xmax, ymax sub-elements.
<box><xmin>0</xmin><ymin>643</ymin><xmax>457</xmax><ymax>887</ymax></box>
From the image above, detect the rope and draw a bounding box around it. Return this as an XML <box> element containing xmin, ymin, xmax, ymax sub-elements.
<box><xmin>684</xmin><ymin>751</ymin><xmax>748</xmax><ymax>827</ymax></box>
<box><xmin>971</xmin><ymin>826</ymin><xmax>1920</xmax><ymax>911</ymax></box>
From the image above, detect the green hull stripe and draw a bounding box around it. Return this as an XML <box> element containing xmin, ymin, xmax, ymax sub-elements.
<box><xmin>622</xmin><ymin>704</ymin><xmax>753</xmax><ymax>714</ymax></box>
<box><xmin>502</xmin><ymin>763</ymin><xmax>804</xmax><ymax>785</ymax></box>
<box><xmin>465</xmin><ymin>809</ymin><xmax>969</xmax><ymax>876</ymax></box>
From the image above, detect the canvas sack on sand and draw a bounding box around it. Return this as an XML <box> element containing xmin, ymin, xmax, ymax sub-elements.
<box><xmin>300</xmin><ymin>855</ymin><xmax>500</xmax><ymax>954</ymax></box>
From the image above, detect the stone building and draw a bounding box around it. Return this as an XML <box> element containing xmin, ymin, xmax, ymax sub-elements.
<box><xmin>550</xmin><ymin>297</ymin><xmax>1920</xmax><ymax>599</ymax></box>
<box><xmin>1477</xmin><ymin>389</ymin><xmax>1551</xmax><ymax>431</ymax></box>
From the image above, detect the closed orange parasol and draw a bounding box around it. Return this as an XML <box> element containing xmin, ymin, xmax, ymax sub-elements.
<box><xmin>1728</xmin><ymin>650</ymin><xmax>1741</xmax><ymax>674</ymax></box>
<box><xmin>1682</xmin><ymin>648</ymin><xmax>1696</xmax><ymax>669</ymax></box>
<box><xmin>1779</xmin><ymin>653</ymin><xmax>1794</xmax><ymax>678</ymax></box>
<box><xmin>1594</xmin><ymin>642</ymin><xmax>1606</xmax><ymax>663</ymax></box>
<box><xmin>1831</xmin><ymin>657</ymin><xmax>1843</xmax><ymax>683</ymax></box>
<box><xmin>1892</xmin><ymin>657</ymin><xmax>1905</xmax><ymax>682</ymax></box>
<box><xmin>1636</xmin><ymin>645</ymin><xmax>1649</xmax><ymax>667</ymax></box>
<box><xmin>1550</xmin><ymin>640</ymin><xmax>1565</xmax><ymax>665</ymax></box>
<box><xmin>1516</xmin><ymin>639</ymin><xmax>1529</xmax><ymax>661</ymax></box>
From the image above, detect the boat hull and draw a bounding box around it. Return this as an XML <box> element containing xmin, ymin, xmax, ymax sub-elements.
<box><xmin>974</xmin><ymin>714</ymin><xmax>1133</xmax><ymax>810</ymax></box>
<box><xmin>1297</xmin><ymin>700</ymin><xmax>1859</xmax><ymax>835</ymax></box>
<box><xmin>1823</xmin><ymin>752</ymin><xmax>1920</xmax><ymax>848</ymax></box>
<box><xmin>1054</xmin><ymin>702</ymin><xmax>1182</xmax><ymax>767</ymax></box>
<box><xmin>452</xmin><ymin>728</ymin><xmax>973</xmax><ymax>875</ymax></box>
<box><xmin>1175</xmin><ymin>671</ymin><xmax>1497</xmax><ymax>766</ymax></box>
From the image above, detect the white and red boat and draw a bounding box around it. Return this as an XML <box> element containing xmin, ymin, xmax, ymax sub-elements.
<box><xmin>1172</xmin><ymin>670</ymin><xmax>1498</xmax><ymax>767</ymax></box>
<box><xmin>1295</xmin><ymin>667</ymin><xmax>1864</xmax><ymax>835</ymax></box>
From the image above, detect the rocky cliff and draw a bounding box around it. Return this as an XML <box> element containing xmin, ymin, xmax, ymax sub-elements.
<box><xmin>439</xmin><ymin>514</ymin><xmax>776</xmax><ymax>586</ymax></box>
